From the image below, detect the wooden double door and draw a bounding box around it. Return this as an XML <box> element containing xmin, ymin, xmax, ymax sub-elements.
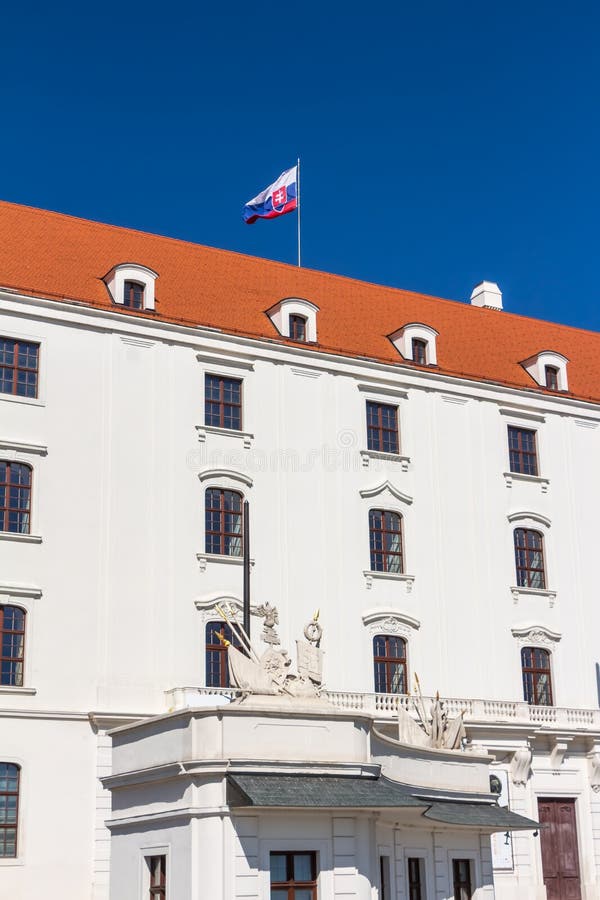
<box><xmin>538</xmin><ymin>798</ymin><xmax>581</xmax><ymax>899</ymax></box>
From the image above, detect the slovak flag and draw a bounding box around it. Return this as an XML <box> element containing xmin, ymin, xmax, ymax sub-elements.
<box><xmin>243</xmin><ymin>166</ymin><xmax>298</xmax><ymax>224</ymax></box>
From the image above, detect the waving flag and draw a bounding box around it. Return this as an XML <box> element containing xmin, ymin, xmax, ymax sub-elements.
<box><xmin>243</xmin><ymin>166</ymin><xmax>298</xmax><ymax>224</ymax></box>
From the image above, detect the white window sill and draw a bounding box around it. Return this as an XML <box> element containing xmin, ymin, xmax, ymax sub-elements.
<box><xmin>0</xmin><ymin>686</ymin><xmax>36</xmax><ymax>695</ymax></box>
<box><xmin>196</xmin><ymin>424</ymin><xmax>253</xmax><ymax>449</ymax></box>
<box><xmin>511</xmin><ymin>585</ymin><xmax>556</xmax><ymax>607</ymax></box>
<box><xmin>361</xmin><ymin>450</ymin><xmax>410</xmax><ymax>471</ymax></box>
<box><xmin>0</xmin><ymin>532</ymin><xmax>42</xmax><ymax>544</ymax></box>
<box><xmin>504</xmin><ymin>471</ymin><xmax>549</xmax><ymax>493</ymax></box>
<box><xmin>197</xmin><ymin>553</ymin><xmax>255</xmax><ymax>572</ymax></box>
<box><xmin>0</xmin><ymin>393</ymin><xmax>44</xmax><ymax>407</ymax></box>
<box><xmin>0</xmin><ymin>858</ymin><xmax>24</xmax><ymax>866</ymax></box>
<box><xmin>363</xmin><ymin>571</ymin><xmax>415</xmax><ymax>592</ymax></box>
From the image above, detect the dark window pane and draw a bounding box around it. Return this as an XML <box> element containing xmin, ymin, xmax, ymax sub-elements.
<box><xmin>513</xmin><ymin>528</ymin><xmax>545</xmax><ymax>589</ymax></box>
<box><xmin>521</xmin><ymin>646</ymin><xmax>553</xmax><ymax>706</ymax></box>
<box><xmin>369</xmin><ymin>509</ymin><xmax>403</xmax><ymax>573</ymax></box>
<box><xmin>270</xmin><ymin>854</ymin><xmax>287</xmax><ymax>882</ymax></box>
<box><xmin>366</xmin><ymin>402</ymin><xmax>399</xmax><ymax>454</ymax></box>
<box><xmin>0</xmin><ymin>464</ymin><xmax>32</xmax><ymax>534</ymax></box>
<box><xmin>0</xmin><ymin>763</ymin><xmax>19</xmax><ymax>857</ymax></box>
<box><xmin>508</xmin><ymin>427</ymin><xmax>538</xmax><ymax>476</ymax></box>
<box><xmin>0</xmin><ymin>339</ymin><xmax>39</xmax><ymax>398</ymax></box>
<box><xmin>204</xmin><ymin>374</ymin><xmax>242</xmax><ymax>430</ymax></box>
<box><xmin>373</xmin><ymin>634</ymin><xmax>407</xmax><ymax>694</ymax></box>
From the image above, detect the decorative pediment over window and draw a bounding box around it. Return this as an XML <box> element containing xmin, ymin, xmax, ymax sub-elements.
<box><xmin>197</xmin><ymin>467</ymin><xmax>253</xmax><ymax>488</ymax></box>
<box><xmin>194</xmin><ymin>591</ymin><xmax>243</xmax><ymax>627</ymax></box>
<box><xmin>521</xmin><ymin>350</ymin><xmax>569</xmax><ymax>392</ymax></box>
<box><xmin>266</xmin><ymin>297</ymin><xmax>319</xmax><ymax>342</ymax></box>
<box><xmin>359</xmin><ymin>480</ymin><xmax>413</xmax><ymax>505</ymax></box>
<box><xmin>103</xmin><ymin>262</ymin><xmax>158</xmax><ymax>310</ymax></box>
<box><xmin>388</xmin><ymin>323</ymin><xmax>439</xmax><ymax>365</ymax></box>
<box><xmin>507</xmin><ymin>510</ymin><xmax>551</xmax><ymax>529</ymax></box>
<box><xmin>511</xmin><ymin>623</ymin><xmax>561</xmax><ymax>649</ymax></box>
<box><xmin>362</xmin><ymin>608</ymin><xmax>420</xmax><ymax>639</ymax></box>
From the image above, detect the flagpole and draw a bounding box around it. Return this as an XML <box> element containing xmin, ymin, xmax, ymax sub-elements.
<box><xmin>297</xmin><ymin>157</ymin><xmax>301</xmax><ymax>267</ymax></box>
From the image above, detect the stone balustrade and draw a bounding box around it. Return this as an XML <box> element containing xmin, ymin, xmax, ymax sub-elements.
<box><xmin>164</xmin><ymin>686</ymin><xmax>600</xmax><ymax>732</ymax></box>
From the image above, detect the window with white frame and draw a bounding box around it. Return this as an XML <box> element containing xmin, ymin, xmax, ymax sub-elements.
<box><xmin>0</xmin><ymin>461</ymin><xmax>32</xmax><ymax>534</ymax></box>
<box><xmin>205</xmin><ymin>488</ymin><xmax>244</xmax><ymax>557</ymax></box>
<box><xmin>146</xmin><ymin>854</ymin><xmax>166</xmax><ymax>898</ymax></box>
<box><xmin>0</xmin><ymin>605</ymin><xmax>25</xmax><ymax>687</ymax></box>
<box><xmin>369</xmin><ymin>509</ymin><xmax>404</xmax><ymax>573</ymax></box>
<box><xmin>0</xmin><ymin>337</ymin><xmax>39</xmax><ymax>398</ymax></box>
<box><xmin>0</xmin><ymin>763</ymin><xmax>20</xmax><ymax>857</ymax></box>
<box><xmin>407</xmin><ymin>857</ymin><xmax>426</xmax><ymax>900</ymax></box>
<box><xmin>266</xmin><ymin>297</ymin><xmax>319</xmax><ymax>342</ymax></box>
<box><xmin>388</xmin><ymin>323</ymin><xmax>438</xmax><ymax>365</ymax></box>
<box><xmin>521</xmin><ymin>646</ymin><xmax>553</xmax><ymax>706</ymax></box>
<box><xmin>270</xmin><ymin>850</ymin><xmax>318</xmax><ymax>898</ymax></box>
<box><xmin>513</xmin><ymin>528</ymin><xmax>546</xmax><ymax>589</ymax></box>
<box><xmin>452</xmin><ymin>858</ymin><xmax>473</xmax><ymax>899</ymax></box>
<box><xmin>205</xmin><ymin>374</ymin><xmax>243</xmax><ymax>431</ymax></box>
<box><xmin>373</xmin><ymin>633</ymin><xmax>407</xmax><ymax>694</ymax></box>
<box><xmin>103</xmin><ymin>263</ymin><xmax>158</xmax><ymax>311</ymax></box>
<box><xmin>521</xmin><ymin>350</ymin><xmax>568</xmax><ymax>392</ymax></box>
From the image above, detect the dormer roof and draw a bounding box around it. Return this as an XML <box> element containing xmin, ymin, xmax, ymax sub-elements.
<box><xmin>0</xmin><ymin>200</ymin><xmax>599</xmax><ymax>402</ymax></box>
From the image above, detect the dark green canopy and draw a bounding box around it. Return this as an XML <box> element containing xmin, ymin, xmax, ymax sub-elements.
<box><xmin>227</xmin><ymin>773</ymin><xmax>538</xmax><ymax>831</ymax></box>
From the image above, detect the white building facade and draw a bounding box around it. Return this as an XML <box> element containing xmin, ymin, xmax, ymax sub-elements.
<box><xmin>1</xmin><ymin>200</ymin><xmax>600</xmax><ymax>898</ymax></box>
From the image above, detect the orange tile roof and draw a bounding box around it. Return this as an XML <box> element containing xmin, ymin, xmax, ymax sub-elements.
<box><xmin>1</xmin><ymin>199</ymin><xmax>599</xmax><ymax>404</ymax></box>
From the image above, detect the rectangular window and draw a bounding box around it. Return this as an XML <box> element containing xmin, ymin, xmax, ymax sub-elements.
<box><xmin>0</xmin><ymin>763</ymin><xmax>20</xmax><ymax>858</ymax></box>
<box><xmin>522</xmin><ymin>646</ymin><xmax>553</xmax><ymax>706</ymax></box>
<box><xmin>514</xmin><ymin>528</ymin><xmax>546</xmax><ymax>589</ymax></box>
<box><xmin>407</xmin><ymin>858</ymin><xmax>424</xmax><ymax>900</ymax></box>
<box><xmin>0</xmin><ymin>338</ymin><xmax>39</xmax><ymax>398</ymax></box>
<box><xmin>270</xmin><ymin>851</ymin><xmax>317</xmax><ymax>899</ymax></box>
<box><xmin>205</xmin><ymin>621</ymin><xmax>243</xmax><ymax>687</ymax></box>
<box><xmin>373</xmin><ymin>634</ymin><xmax>407</xmax><ymax>694</ymax></box>
<box><xmin>412</xmin><ymin>338</ymin><xmax>427</xmax><ymax>365</ymax></box>
<box><xmin>123</xmin><ymin>280</ymin><xmax>144</xmax><ymax>310</ymax></box>
<box><xmin>508</xmin><ymin>426</ymin><xmax>538</xmax><ymax>476</ymax></box>
<box><xmin>366</xmin><ymin>401</ymin><xmax>399</xmax><ymax>454</ymax></box>
<box><xmin>369</xmin><ymin>509</ymin><xmax>403</xmax><ymax>573</ymax></box>
<box><xmin>0</xmin><ymin>606</ymin><xmax>25</xmax><ymax>687</ymax></box>
<box><xmin>205</xmin><ymin>488</ymin><xmax>243</xmax><ymax>557</ymax></box>
<box><xmin>545</xmin><ymin>366</ymin><xmax>559</xmax><ymax>390</ymax></box>
<box><xmin>289</xmin><ymin>314</ymin><xmax>307</xmax><ymax>341</ymax></box>
<box><xmin>379</xmin><ymin>855</ymin><xmax>391</xmax><ymax>900</ymax></box>
<box><xmin>0</xmin><ymin>462</ymin><xmax>32</xmax><ymax>534</ymax></box>
<box><xmin>205</xmin><ymin>374</ymin><xmax>242</xmax><ymax>431</ymax></box>
<box><xmin>148</xmin><ymin>855</ymin><xmax>166</xmax><ymax>899</ymax></box>
<box><xmin>452</xmin><ymin>859</ymin><xmax>472</xmax><ymax>899</ymax></box>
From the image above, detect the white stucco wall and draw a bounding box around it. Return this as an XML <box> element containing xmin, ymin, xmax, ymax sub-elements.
<box><xmin>3</xmin><ymin>287</ymin><xmax>600</xmax><ymax>897</ymax></box>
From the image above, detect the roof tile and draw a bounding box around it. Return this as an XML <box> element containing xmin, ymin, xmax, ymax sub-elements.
<box><xmin>1</xmin><ymin>200</ymin><xmax>598</xmax><ymax>403</ymax></box>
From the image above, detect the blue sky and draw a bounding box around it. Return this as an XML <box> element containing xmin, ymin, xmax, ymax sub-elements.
<box><xmin>1</xmin><ymin>1</ymin><xmax>599</xmax><ymax>328</ymax></box>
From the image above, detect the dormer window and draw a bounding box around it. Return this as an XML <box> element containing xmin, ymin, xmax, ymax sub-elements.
<box><xmin>411</xmin><ymin>338</ymin><xmax>427</xmax><ymax>365</ymax></box>
<box><xmin>266</xmin><ymin>298</ymin><xmax>319</xmax><ymax>343</ymax></box>
<box><xmin>103</xmin><ymin>263</ymin><xmax>158</xmax><ymax>312</ymax></box>
<box><xmin>123</xmin><ymin>281</ymin><xmax>145</xmax><ymax>310</ymax></box>
<box><xmin>545</xmin><ymin>366</ymin><xmax>559</xmax><ymax>391</ymax></box>
<box><xmin>289</xmin><ymin>314</ymin><xmax>307</xmax><ymax>342</ymax></box>
<box><xmin>389</xmin><ymin>323</ymin><xmax>438</xmax><ymax>366</ymax></box>
<box><xmin>521</xmin><ymin>351</ymin><xmax>568</xmax><ymax>392</ymax></box>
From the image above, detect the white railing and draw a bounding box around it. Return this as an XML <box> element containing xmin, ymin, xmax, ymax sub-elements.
<box><xmin>165</xmin><ymin>687</ymin><xmax>600</xmax><ymax>731</ymax></box>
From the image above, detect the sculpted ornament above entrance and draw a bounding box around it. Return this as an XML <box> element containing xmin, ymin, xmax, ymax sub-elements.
<box><xmin>214</xmin><ymin>603</ymin><xmax>326</xmax><ymax>701</ymax></box>
<box><xmin>397</xmin><ymin>675</ymin><xmax>467</xmax><ymax>751</ymax></box>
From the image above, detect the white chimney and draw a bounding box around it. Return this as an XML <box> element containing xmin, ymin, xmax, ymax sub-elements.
<box><xmin>470</xmin><ymin>281</ymin><xmax>503</xmax><ymax>310</ymax></box>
